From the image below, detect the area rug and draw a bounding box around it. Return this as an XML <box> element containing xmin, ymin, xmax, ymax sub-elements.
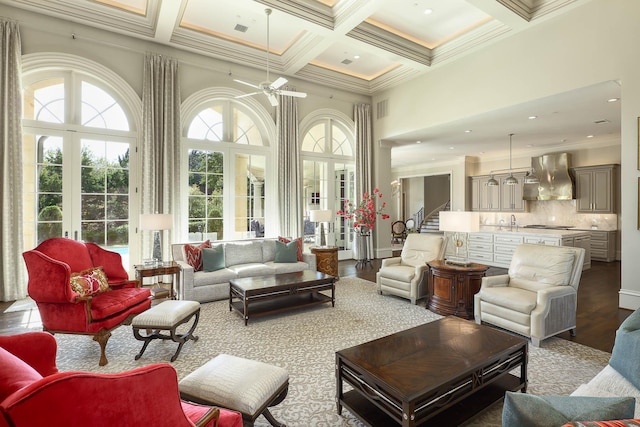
<box><xmin>50</xmin><ymin>277</ymin><xmax>610</xmax><ymax>426</ymax></box>
<box><xmin>3</xmin><ymin>296</ymin><xmax>36</xmax><ymax>313</ymax></box>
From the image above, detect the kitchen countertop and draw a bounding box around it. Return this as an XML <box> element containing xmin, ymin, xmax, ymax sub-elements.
<box><xmin>476</xmin><ymin>227</ymin><xmax>591</xmax><ymax>237</ymax></box>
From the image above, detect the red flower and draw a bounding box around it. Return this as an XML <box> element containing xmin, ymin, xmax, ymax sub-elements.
<box><xmin>337</xmin><ymin>188</ymin><xmax>389</xmax><ymax>231</ymax></box>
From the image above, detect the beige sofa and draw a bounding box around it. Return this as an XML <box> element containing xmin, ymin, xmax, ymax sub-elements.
<box><xmin>172</xmin><ymin>239</ymin><xmax>316</xmax><ymax>303</ymax></box>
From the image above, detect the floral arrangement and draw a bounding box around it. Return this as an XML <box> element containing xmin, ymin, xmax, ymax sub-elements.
<box><xmin>337</xmin><ymin>187</ymin><xmax>390</xmax><ymax>232</ymax></box>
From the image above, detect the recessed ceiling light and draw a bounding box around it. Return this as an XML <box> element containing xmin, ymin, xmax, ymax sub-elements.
<box><xmin>424</xmin><ymin>8</ymin><xmax>433</xmax><ymax>15</ymax></box>
<box><xmin>528</xmin><ymin>116</ymin><xmax>537</xmax><ymax>120</ymax></box>
<box><xmin>416</xmin><ymin>140</ymin><xmax>422</xmax><ymax>144</ymax></box>
<box><xmin>353</xmin><ymin>55</ymin><xmax>360</xmax><ymax>59</ymax></box>
<box><xmin>464</xmin><ymin>129</ymin><xmax>472</xmax><ymax>133</ymax></box>
<box><xmin>526</xmin><ymin>144</ymin><xmax>533</xmax><ymax>148</ymax></box>
<box><xmin>449</xmin><ymin>147</ymin><xmax>454</xmax><ymax>150</ymax></box>
<box><xmin>587</xmin><ymin>135</ymin><xmax>594</xmax><ymax>138</ymax></box>
<box><xmin>608</xmin><ymin>98</ymin><xmax>620</xmax><ymax>102</ymax></box>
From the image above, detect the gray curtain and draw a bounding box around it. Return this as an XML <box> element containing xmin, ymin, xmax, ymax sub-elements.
<box><xmin>0</xmin><ymin>19</ymin><xmax>25</xmax><ymax>301</ymax></box>
<box><xmin>276</xmin><ymin>89</ymin><xmax>301</xmax><ymax>237</ymax></box>
<box><xmin>354</xmin><ymin>103</ymin><xmax>374</xmax><ymax>257</ymax></box>
<box><xmin>141</xmin><ymin>53</ymin><xmax>181</xmax><ymax>259</ymax></box>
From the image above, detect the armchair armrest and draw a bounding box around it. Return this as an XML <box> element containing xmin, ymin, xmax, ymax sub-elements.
<box><xmin>303</xmin><ymin>252</ymin><xmax>316</xmax><ymax>271</ymax></box>
<box><xmin>175</xmin><ymin>260</ymin><xmax>195</xmax><ymax>301</ymax></box>
<box><xmin>2</xmin><ymin>364</ymin><xmax>200</xmax><ymax>426</ymax></box>
<box><xmin>0</xmin><ymin>332</ymin><xmax>58</xmax><ymax>377</ymax></box>
<box><xmin>23</xmin><ymin>250</ymin><xmax>75</xmax><ymax>303</ymax></box>
<box><xmin>480</xmin><ymin>274</ymin><xmax>510</xmax><ymax>288</ymax></box>
<box><xmin>380</xmin><ymin>256</ymin><xmax>401</xmax><ymax>268</ymax></box>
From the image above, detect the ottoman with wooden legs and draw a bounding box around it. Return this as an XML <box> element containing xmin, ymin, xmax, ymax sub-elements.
<box><xmin>131</xmin><ymin>300</ymin><xmax>200</xmax><ymax>362</ymax></box>
<box><xmin>179</xmin><ymin>354</ymin><xmax>289</xmax><ymax>427</ymax></box>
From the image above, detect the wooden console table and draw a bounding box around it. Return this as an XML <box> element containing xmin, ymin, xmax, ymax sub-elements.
<box><xmin>310</xmin><ymin>246</ymin><xmax>339</xmax><ymax>278</ymax></box>
<box><xmin>426</xmin><ymin>260</ymin><xmax>489</xmax><ymax>319</ymax></box>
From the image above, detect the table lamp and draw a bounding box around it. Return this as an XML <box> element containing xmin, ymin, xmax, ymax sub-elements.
<box><xmin>140</xmin><ymin>213</ymin><xmax>173</xmax><ymax>262</ymax></box>
<box><xmin>309</xmin><ymin>209</ymin><xmax>332</xmax><ymax>247</ymax></box>
<box><xmin>439</xmin><ymin>211</ymin><xmax>480</xmax><ymax>266</ymax></box>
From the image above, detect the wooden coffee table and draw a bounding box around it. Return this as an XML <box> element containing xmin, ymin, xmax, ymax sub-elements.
<box><xmin>229</xmin><ymin>270</ymin><xmax>335</xmax><ymax>325</ymax></box>
<box><xmin>336</xmin><ymin>316</ymin><xmax>527</xmax><ymax>426</ymax></box>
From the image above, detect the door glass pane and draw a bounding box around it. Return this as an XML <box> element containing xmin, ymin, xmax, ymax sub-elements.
<box><xmin>335</xmin><ymin>163</ymin><xmax>355</xmax><ymax>251</ymax></box>
<box><xmin>35</xmin><ymin>135</ymin><xmax>64</xmax><ymax>243</ymax></box>
<box><xmin>188</xmin><ymin>149</ymin><xmax>224</xmax><ymax>241</ymax></box>
<box><xmin>80</xmin><ymin>139</ymin><xmax>130</xmax><ymax>250</ymax></box>
<box><xmin>234</xmin><ymin>154</ymin><xmax>265</xmax><ymax>239</ymax></box>
<box><xmin>303</xmin><ymin>160</ymin><xmax>328</xmax><ymax>244</ymax></box>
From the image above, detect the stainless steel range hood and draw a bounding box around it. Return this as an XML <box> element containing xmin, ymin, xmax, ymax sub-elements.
<box><xmin>523</xmin><ymin>152</ymin><xmax>575</xmax><ymax>200</ymax></box>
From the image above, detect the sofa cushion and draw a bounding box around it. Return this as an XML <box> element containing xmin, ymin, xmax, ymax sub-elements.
<box><xmin>275</xmin><ymin>240</ymin><xmax>298</xmax><ymax>263</ymax></box>
<box><xmin>70</xmin><ymin>266</ymin><xmax>110</xmax><ymax>297</ymax></box>
<box><xmin>609</xmin><ymin>308</ymin><xmax>640</xmax><ymax>390</ymax></box>
<box><xmin>509</xmin><ymin>245</ymin><xmax>575</xmax><ymax>291</ymax></box>
<box><xmin>194</xmin><ymin>269</ymin><xmax>237</xmax><ymax>288</ymax></box>
<box><xmin>0</xmin><ymin>346</ymin><xmax>43</xmax><ymax>402</ymax></box>
<box><xmin>400</xmin><ymin>234</ymin><xmax>443</xmax><ymax>267</ymax></box>
<box><xmin>378</xmin><ymin>265</ymin><xmax>415</xmax><ymax>283</ymax></box>
<box><xmin>229</xmin><ymin>264</ymin><xmax>275</xmax><ymax>278</ymax></box>
<box><xmin>202</xmin><ymin>245</ymin><xmax>225</xmax><ymax>272</ymax></box>
<box><xmin>278</xmin><ymin>237</ymin><xmax>303</xmax><ymax>261</ymax></box>
<box><xmin>225</xmin><ymin>241</ymin><xmax>264</xmax><ymax>267</ymax></box>
<box><xmin>184</xmin><ymin>240</ymin><xmax>211</xmax><ymax>271</ymax></box>
<box><xmin>502</xmin><ymin>392</ymin><xmax>635</xmax><ymax>427</ymax></box>
<box><xmin>476</xmin><ymin>286</ymin><xmax>537</xmax><ymax>314</ymax></box>
<box><xmin>262</xmin><ymin>239</ymin><xmax>277</xmax><ymax>262</ymax></box>
<box><xmin>89</xmin><ymin>287</ymin><xmax>151</xmax><ymax>321</ymax></box>
<box><xmin>266</xmin><ymin>261</ymin><xmax>310</xmax><ymax>274</ymax></box>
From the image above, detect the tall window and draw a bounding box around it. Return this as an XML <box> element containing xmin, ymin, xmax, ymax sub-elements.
<box><xmin>301</xmin><ymin>115</ymin><xmax>355</xmax><ymax>257</ymax></box>
<box><xmin>184</xmin><ymin>100</ymin><xmax>269</xmax><ymax>241</ymax></box>
<box><xmin>23</xmin><ymin>72</ymin><xmax>135</xmax><ymax>265</ymax></box>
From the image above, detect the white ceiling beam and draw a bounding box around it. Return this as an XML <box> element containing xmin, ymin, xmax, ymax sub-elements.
<box><xmin>467</xmin><ymin>0</ymin><xmax>531</xmax><ymax>29</ymax></box>
<box><xmin>154</xmin><ymin>0</ymin><xmax>184</xmax><ymax>43</ymax></box>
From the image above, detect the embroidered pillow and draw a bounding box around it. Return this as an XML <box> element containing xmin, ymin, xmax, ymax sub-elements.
<box><xmin>562</xmin><ymin>421</ymin><xmax>640</xmax><ymax>427</ymax></box>
<box><xmin>70</xmin><ymin>266</ymin><xmax>110</xmax><ymax>297</ymax></box>
<box><xmin>184</xmin><ymin>240</ymin><xmax>211</xmax><ymax>271</ymax></box>
<box><xmin>278</xmin><ymin>237</ymin><xmax>303</xmax><ymax>261</ymax></box>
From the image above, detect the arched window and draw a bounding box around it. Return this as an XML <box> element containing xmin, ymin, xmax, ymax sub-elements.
<box><xmin>300</xmin><ymin>111</ymin><xmax>355</xmax><ymax>257</ymax></box>
<box><xmin>22</xmin><ymin>55</ymin><xmax>139</xmax><ymax>268</ymax></box>
<box><xmin>182</xmin><ymin>95</ymin><xmax>273</xmax><ymax>242</ymax></box>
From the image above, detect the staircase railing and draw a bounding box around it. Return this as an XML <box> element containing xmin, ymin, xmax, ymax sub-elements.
<box><xmin>419</xmin><ymin>200</ymin><xmax>450</xmax><ymax>232</ymax></box>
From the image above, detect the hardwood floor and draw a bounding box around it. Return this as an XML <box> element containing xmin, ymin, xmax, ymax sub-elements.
<box><xmin>0</xmin><ymin>259</ymin><xmax>629</xmax><ymax>353</ymax></box>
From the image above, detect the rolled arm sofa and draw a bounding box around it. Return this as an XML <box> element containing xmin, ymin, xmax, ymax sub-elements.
<box><xmin>172</xmin><ymin>238</ymin><xmax>317</xmax><ymax>303</ymax></box>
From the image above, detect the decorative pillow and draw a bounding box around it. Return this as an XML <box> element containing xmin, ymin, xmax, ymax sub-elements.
<box><xmin>184</xmin><ymin>240</ymin><xmax>211</xmax><ymax>272</ymax></box>
<box><xmin>275</xmin><ymin>240</ymin><xmax>298</xmax><ymax>263</ymax></box>
<box><xmin>69</xmin><ymin>266</ymin><xmax>110</xmax><ymax>297</ymax></box>
<box><xmin>0</xmin><ymin>346</ymin><xmax>43</xmax><ymax>402</ymax></box>
<box><xmin>502</xmin><ymin>392</ymin><xmax>636</xmax><ymax>427</ymax></box>
<box><xmin>202</xmin><ymin>244</ymin><xmax>225</xmax><ymax>272</ymax></box>
<box><xmin>562</xmin><ymin>421</ymin><xmax>640</xmax><ymax>427</ymax></box>
<box><xmin>609</xmin><ymin>308</ymin><xmax>640</xmax><ymax>390</ymax></box>
<box><xmin>278</xmin><ymin>237</ymin><xmax>303</xmax><ymax>261</ymax></box>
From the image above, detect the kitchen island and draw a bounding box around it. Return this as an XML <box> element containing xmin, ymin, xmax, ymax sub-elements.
<box><xmin>466</xmin><ymin>228</ymin><xmax>591</xmax><ymax>270</ymax></box>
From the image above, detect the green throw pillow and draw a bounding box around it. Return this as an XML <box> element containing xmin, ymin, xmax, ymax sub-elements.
<box><xmin>275</xmin><ymin>240</ymin><xmax>298</xmax><ymax>263</ymax></box>
<box><xmin>502</xmin><ymin>392</ymin><xmax>636</xmax><ymax>427</ymax></box>
<box><xmin>202</xmin><ymin>244</ymin><xmax>225</xmax><ymax>272</ymax></box>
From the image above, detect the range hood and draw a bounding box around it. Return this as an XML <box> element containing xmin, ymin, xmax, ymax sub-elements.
<box><xmin>523</xmin><ymin>152</ymin><xmax>575</xmax><ymax>200</ymax></box>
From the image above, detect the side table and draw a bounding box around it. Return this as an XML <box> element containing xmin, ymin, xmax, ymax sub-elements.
<box><xmin>134</xmin><ymin>261</ymin><xmax>181</xmax><ymax>300</ymax></box>
<box><xmin>426</xmin><ymin>260</ymin><xmax>489</xmax><ymax>319</ymax></box>
<box><xmin>310</xmin><ymin>246</ymin><xmax>339</xmax><ymax>278</ymax></box>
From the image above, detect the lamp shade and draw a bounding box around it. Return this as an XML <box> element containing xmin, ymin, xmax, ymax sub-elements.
<box><xmin>139</xmin><ymin>214</ymin><xmax>173</xmax><ymax>231</ymax></box>
<box><xmin>439</xmin><ymin>211</ymin><xmax>480</xmax><ymax>233</ymax></box>
<box><xmin>309</xmin><ymin>209</ymin><xmax>332</xmax><ymax>222</ymax></box>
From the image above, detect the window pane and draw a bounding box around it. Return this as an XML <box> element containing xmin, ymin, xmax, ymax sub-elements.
<box><xmin>234</xmin><ymin>154</ymin><xmax>265</xmax><ymax>239</ymax></box>
<box><xmin>334</xmin><ymin>163</ymin><xmax>355</xmax><ymax>251</ymax></box>
<box><xmin>234</xmin><ymin>108</ymin><xmax>264</xmax><ymax>146</ymax></box>
<box><xmin>302</xmin><ymin>123</ymin><xmax>325</xmax><ymax>153</ymax></box>
<box><xmin>36</xmin><ymin>135</ymin><xmax>64</xmax><ymax>243</ymax></box>
<box><xmin>188</xmin><ymin>149</ymin><xmax>224</xmax><ymax>242</ymax></box>
<box><xmin>332</xmin><ymin>124</ymin><xmax>353</xmax><ymax>156</ymax></box>
<box><xmin>81</xmin><ymin>81</ymin><xmax>129</xmax><ymax>131</ymax></box>
<box><xmin>188</xmin><ymin>105</ymin><xmax>223</xmax><ymax>141</ymax></box>
<box><xmin>25</xmin><ymin>79</ymin><xmax>65</xmax><ymax>123</ymax></box>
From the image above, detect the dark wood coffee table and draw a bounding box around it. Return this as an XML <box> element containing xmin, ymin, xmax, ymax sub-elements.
<box><xmin>336</xmin><ymin>316</ymin><xmax>527</xmax><ymax>426</ymax></box>
<box><xmin>229</xmin><ymin>270</ymin><xmax>335</xmax><ymax>325</ymax></box>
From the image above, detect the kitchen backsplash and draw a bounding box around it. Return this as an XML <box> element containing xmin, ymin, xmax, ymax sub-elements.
<box><xmin>478</xmin><ymin>200</ymin><xmax>618</xmax><ymax>231</ymax></box>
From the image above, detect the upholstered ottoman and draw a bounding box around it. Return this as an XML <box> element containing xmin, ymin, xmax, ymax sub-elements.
<box><xmin>179</xmin><ymin>354</ymin><xmax>289</xmax><ymax>427</ymax></box>
<box><xmin>132</xmin><ymin>300</ymin><xmax>200</xmax><ymax>362</ymax></box>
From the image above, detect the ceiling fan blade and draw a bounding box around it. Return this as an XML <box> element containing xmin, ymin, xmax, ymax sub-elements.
<box><xmin>234</xmin><ymin>91</ymin><xmax>261</xmax><ymax>99</ymax></box>
<box><xmin>267</xmin><ymin>93</ymin><xmax>279</xmax><ymax>107</ymax></box>
<box><xmin>234</xmin><ymin>79</ymin><xmax>261</xmax><ymax>89</ymax></box>
<box><xmin>278</xmin><ymin>90</ymin><xmax>307</xmax><ymax>98</ymax></box>
<box><xmin>270</xmin><ymin>77</ymin><xmax>288</xmax><ymax>89</ymax></box>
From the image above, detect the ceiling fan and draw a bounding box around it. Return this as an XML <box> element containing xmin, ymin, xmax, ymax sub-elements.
<box><xmin>234</xmin><ymin>8</ymin><xmax>307</xmax><ymax>107</ymax></box>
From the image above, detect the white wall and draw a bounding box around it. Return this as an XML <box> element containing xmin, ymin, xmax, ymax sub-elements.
<box><xmin>373</xmin><ymin>0</ymin><xmax>640</xmax><ymax>309</ymax></box>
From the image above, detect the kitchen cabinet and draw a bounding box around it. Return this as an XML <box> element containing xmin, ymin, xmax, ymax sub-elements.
<box><xmin>470</xmin><ymin>173</ymin><xmax>526</xmax><ymax>212</ymax></box>
<box><xmin>583</xmin><ymin>230</ymin><xmax>616</xmax><ymax>262</ymax></box>
<box><xmin>573</xmin><ymin>164</ymin><xmax>618</xmax><ymax>213</ymax></box>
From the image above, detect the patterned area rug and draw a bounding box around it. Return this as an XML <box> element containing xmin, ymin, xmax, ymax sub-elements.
<box><xmin>51</xmin><ymin>277</ymin><xmax>610</xmax><ymax>426</ymax></box>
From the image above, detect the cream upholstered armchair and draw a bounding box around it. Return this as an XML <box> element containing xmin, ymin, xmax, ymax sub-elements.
<box><xmin>376</xmin><ymin>233</ymin><xmax>445</xmax><ymax>304</ymax></box>
<box><xmin>474</xmin><ymin>243</ymin><xmax>585</xmax><ymax>347</ymax></box>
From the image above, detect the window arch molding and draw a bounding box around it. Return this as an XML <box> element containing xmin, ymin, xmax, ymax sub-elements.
<box><xmin>300</xmin><ymin>108</ymin><xmax>354</xmax><ymax>146</ymax></box>
<box><xmin>181</xmin><ymin>87</ymin><xmax>276</xmax><ymax>143</ymax></box>
<box><xmin>21</xmin><ymin>52</ymin><xmax>142</xmax><ymax>132</ymax></box>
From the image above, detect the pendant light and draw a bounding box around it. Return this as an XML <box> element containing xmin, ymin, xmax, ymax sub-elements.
<box><xmin>487</xmin><ymin>175</ymin><xmax>499</xmax><ymax>186</ymax></box>
<box><xmin>504</xmin><ymin>133</ymin><xmax>518</xmax><ymax>185</ymax></box>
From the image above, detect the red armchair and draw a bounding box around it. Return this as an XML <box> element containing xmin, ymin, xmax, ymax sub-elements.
<box><xmin>0</xmin><ymin>332</ymin><xmax>243</xmax><ymax>427</ymax></box>
<box><xmin>23</xmin><ymin>237</ymin><xmax>152</xmax><ymax>366</ymax></box>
